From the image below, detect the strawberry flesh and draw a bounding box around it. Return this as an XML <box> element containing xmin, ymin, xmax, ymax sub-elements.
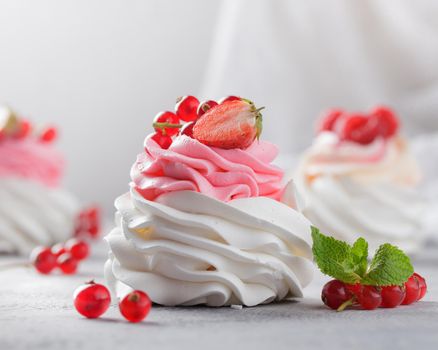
<box><xmin>192</xmin><ymin>100</ymin><xmax>262</xmax><ymax>150</ymax></box>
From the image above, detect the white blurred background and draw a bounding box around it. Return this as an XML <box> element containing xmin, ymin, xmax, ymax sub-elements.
<box><xmin>0</xmin><ymin>0</ymin><xmax>220</xmax><ymax>214</ymax></box>
<box><xmin>1</xmin><ymin>0</ymin><xmax>438</xmax><ymax>215</ymax></box>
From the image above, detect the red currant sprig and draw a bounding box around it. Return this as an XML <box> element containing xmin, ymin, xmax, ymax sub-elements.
<box><xmin>322</xmin><ymin>272</ymin><xmax>427</xmax><ymax>312</ymax></box>
<box><xmin>148</xmin><ymin>95</ymin><xmax>242</xmax><ymax>149</ymax></box>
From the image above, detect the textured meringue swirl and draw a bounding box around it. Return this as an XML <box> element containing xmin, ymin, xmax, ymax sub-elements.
<box><xmin>105</xmin><ymin>184</ymin><xmax>314</xmax><ymax>307</ymax></box>
<box><xmin>296</xmin><ymin>132</ymin><xmax>425</xmax><ymax>253</ymax></box>
<box><xmin>131</xmin><ymin>135</ymin><xmax>285</xmax><ymax>202</ymax></box>
<box><xmin>0</xmin><ymin>177</ymin><xmax>80</xmax><ymax>254</ymax></box>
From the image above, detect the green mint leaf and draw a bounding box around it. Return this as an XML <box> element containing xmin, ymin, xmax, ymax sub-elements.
<box><xmin>311</xmin><ymin>226</ymin><xmax>361</xmax><ymax>284</ymax></box>
<box><xmin>361</xmin><ymin>243</ymin><xmax>414</xmax><ymax>286</ymax></box>
<box><xmin>351</xmin><ymin>238</ymin><xmax>368</xmax><ymax>278</ymax></box>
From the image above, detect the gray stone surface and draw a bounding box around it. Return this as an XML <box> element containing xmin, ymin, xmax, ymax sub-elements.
<box><xmin>1</xmin><ymin>239</ymin><xmax>437</xmax><ymax>350</ymax></box>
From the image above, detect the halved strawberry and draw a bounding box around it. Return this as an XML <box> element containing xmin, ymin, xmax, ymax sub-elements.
<box><xmin>192</xmin><ymin>99</ymin><xmax>263</xmax><ymax>149</ymax></box>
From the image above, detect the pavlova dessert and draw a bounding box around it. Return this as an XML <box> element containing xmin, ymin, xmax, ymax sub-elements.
<box><xmin>105</xmin><ymin>96</ymin><xmax>314</xmax><ymax>307</ymax></box>
<box><xmin>296</xmin><ymin>106</ymin><xmax>425</xmax><ymax>253</ymax></box>
<box><xmin>0</xmin><ymin>106</ymin><xmax>99</xmax><ymax>255</ymax></box>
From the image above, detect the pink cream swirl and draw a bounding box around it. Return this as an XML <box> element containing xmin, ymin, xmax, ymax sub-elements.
<box><xmin>0</xmin><ymin>138</ymin><xmax>64</xmax><ymax>188</ymax></box>
<box><xmin>131</xmin><ymin>135</ymin><xmax>286</xmax><ymax>202</ymax></box>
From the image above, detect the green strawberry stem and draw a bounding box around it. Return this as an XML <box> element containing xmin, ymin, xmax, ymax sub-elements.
<box><xmin>253</xmin><ymin>106</ymin><xmax>264</xmax><ymax>140</ymax></box>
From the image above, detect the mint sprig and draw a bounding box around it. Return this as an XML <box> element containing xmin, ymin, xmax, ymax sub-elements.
<box><xmin>311</xmin><ymin>226</ymin><xmax>413</xmax><ymax>286</ymax></box>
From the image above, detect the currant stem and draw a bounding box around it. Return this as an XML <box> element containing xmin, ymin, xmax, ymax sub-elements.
<box><xmin>152</xmin><ymin>122</ymin><xmax>183</xmax><ymax>129</ymax></box>
<box><xmin>337</xmin><ymin>297</ymin><xmax>354</xmax><ymax>312</ymax></box>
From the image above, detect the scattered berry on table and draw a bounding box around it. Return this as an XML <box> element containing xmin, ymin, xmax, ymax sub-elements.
<box><xmin>119</xmin><ymin>290</ymin><xmax>152</xmax><ymax>323</ymax></box>
<box><xmin>31</xmin><ymin>246</ymin><xmax>57</xmax><ymax>274</ymax></box>
<box><xmin>65</xmin><ymin>239</ymin><xmax>90</xmax><ymax>261</ymax></box>
<box><xmin>74</xmin><ymin>281</ymin><xmax>111</xmax><ymax>319</ymax></box>
<box><xmin>57</xmin><ymin>253</ymin><xmax>78</xmax><ymax>275</ymax></box>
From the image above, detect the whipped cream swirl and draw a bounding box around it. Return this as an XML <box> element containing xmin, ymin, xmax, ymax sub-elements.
<box><xmin>131</xmin><ymin>135</ymin><xmax>285</xmax><ymax>202</ymax></box>
<box><xmin>296</xmin><ymin>132</ymin><xmax>425</xmax><ymax>253</ymax></box>
<box><xmin>105</xmin><ymin>183</ymin><xmax>314</xmax><ymax>306</ymax></box>
<box><xmin>0</xmin><ymin>178</ymin><xmax>80</xmax><ymax>254</ymax></box>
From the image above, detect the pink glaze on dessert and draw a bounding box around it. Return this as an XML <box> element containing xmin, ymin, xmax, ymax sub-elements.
<box><xmin>0</xmin><ymin>137</ymin><xmax>64</xmax><ymax>188</ymax></box>
<box><xmin>131</xmin><ymin>135</ymin><xmax>285</xmax><ymax>202</ymax></box>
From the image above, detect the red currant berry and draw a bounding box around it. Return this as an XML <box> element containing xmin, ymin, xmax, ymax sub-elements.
<box><xmin>175</xmin><ymin>95</ymin><xmax>199</xmax><ymax>122</ymax></box>
<box><xmin>340</xmin><ymin>114</ymin><xmax>379</xmax><ymax>145</ymax></box>
<box><xmin>81</xmin><ymin>206</ymin><xmax>100</xmax><ymax>237</ymax></box>
<box><xmin>39</xmin><ymin>126</ymin><xmax>57</xmax><ymax>142</ymax></box>
<box><xmin>86</xmin><ymin>206</ymin><xmax>99</xmax><ymax>223</ymax></box>
<box><xmin>357</xmin><ymin>285</ymin><xmax>382</xmax><ymax>310</ymax></box>
<box><xmin>74</xmin><ymin>281</ymin><xmax>111</xmax><ymax>319</ymax></box>
<box><xmin>57</xmin><ymin>253</ymin><xmax>78</xmax><ymax>275</ymax></box>
<box><xmin>380</xmin><ymin>285</ymin><xmax>406</xmax><ymax>308</ymax></box>
<box><xmin>119</xmin><ymin>290</ymin><xmax>152</xmax><ymax>323</ymax></box>
<box><xmin>218</xmin><ymin>96</ymin><xmax>241</xmax><ymax>104</ymax></box>
<box><xmin>14</xmin><ymin>120</ymin><xmax>32</xmax><ymax>139</ymax></box>
<box><xmin>51</xmin><ymin>243</ymin><xmax>66</xmax><ymax>258</ymax></box>
<box><xmin>153</xmin><ymin>111</ymin><xmax>180</xmax><ymax>137</ymax></box>
<box><xmin>321</xmin><ymin>280</ymin><xmax>353</xmax><ymax>310</ymax></box>
<box><xmin>370</xmin><ymin>106</ymin><xmax>399</xmax><ymax>138</ymax></box>
<box><xmin>414</xmin><ymin>273</ymin><xmax>427</xmax><ymax>301</ymax></box>
<box><xmin>30</xmin><ymin>246</ymin><xmax>57</xmax><ymax>274</ymax></box>
<box><xmin>88</xmin><ymin>224</ymin><xmax>99</xmax><ymax>237</ymax></box>
<box><xmin>316</xmin><ymin>109</ymin><xmax>343</xmax><ymax>133</ymax></box>
<box><xmin>151</xmin><ymin>132</ymin><xmax>172</xmax><ymax>149</ymax></box>
<box><xmin>66</xmin><ymin>239</ymin><xmax>89</xmax><ymax>261</ymax></box>
<box><xmin>402</xmin><ymin>274</ymin><xmax>420</xmax><ymax>305</ymax></box>
<box><xmin>197</xmin><ymin>100</ymin><xmax>218</xmax><ymax>117</ymax></box>
<box><xmin>345</xmin><ymin>283</ymin><xmax>362</xmax><ymax>296</ymax></box>
<box><xmin>180</xmin><ymin>121</ymin><xmax>195</xmax><ymax>138</ymax></box>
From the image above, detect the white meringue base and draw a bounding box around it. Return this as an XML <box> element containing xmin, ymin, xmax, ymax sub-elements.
<box><xmin>0</xmin><ymin>177</ymin><xmax>80</xmax><ymax>255</ymax></box>
<box><xmin>105</xmin><ymin>187</ymin><xmax>314</xmax><ymax>307</ymax></box>
<box><xmin>298</xmin><ymin>176</ymin><xmax>426</xmax><ymax>253</ymax></box>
